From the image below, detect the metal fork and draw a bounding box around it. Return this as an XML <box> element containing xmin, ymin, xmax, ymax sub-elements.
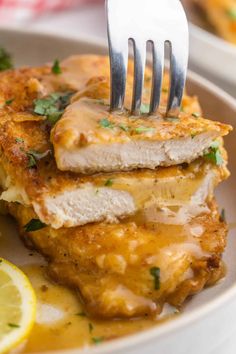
<box><xmin>106</xmin><ymin>0</ymin><xmax>189</xmax><ymax>116</ymax></box>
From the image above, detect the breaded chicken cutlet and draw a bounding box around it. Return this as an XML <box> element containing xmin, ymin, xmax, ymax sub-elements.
<box><xmin>8</xmin><ymin>199</ymin><xmax>227</xmax><ymax>318</ymax></box>
<box><xmin>0</xmin><ymin>54</ymin><xmax>231</xmax><ymax>320</ymax></box>
<box><xmin>0</xmin><ymin>56</ymin><xmax>231</xmax><ymax>228</ymax></box>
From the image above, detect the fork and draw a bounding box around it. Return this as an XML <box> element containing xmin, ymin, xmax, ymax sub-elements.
<box><xmin>106</xmin><ymin>0</ymin><xmax>189</xmax><ymax>116</ymax></box>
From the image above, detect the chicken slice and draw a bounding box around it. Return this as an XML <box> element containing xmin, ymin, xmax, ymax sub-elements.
<box><xmin>51</xmin><ymin>81</ymin><xmax>231</xmax><ymax>174</ymax></box>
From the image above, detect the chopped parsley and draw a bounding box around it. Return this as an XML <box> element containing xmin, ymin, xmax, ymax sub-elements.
<box><xmin>192</xmin><ymin>112</ymin><xmax>200</xmax><ymax>118</ymax></box>
<box><xmin>0</xmin><ymin>47</ymin><xmax>13</xmax><ymax>71</ymax></box>
<box><xmin>51</xmin><ymin>59</ymin><xmax>62</xmax><ymax>75</ymax></box>
<box><xmin>226</xmin><ymin>8</ymin><xmax>236</xmax><ymax>20</ymax></box>
<box><xmin>162</xmin><ymin>88</ymin><xmax>168</xmax><ymax>93</ymax></box>
<box><xmin>140</xmin><ymin>103</ymin><xmax>150</xmax><ymax>114</ymax></box>
<box><xmin>134</xmin><ymin>126</ymin><xmax>155</xmax><ymax>134</ymax></box>
<box><xmin>220</xmin><ymin>209</ymin><xmax>226</xmax><ymax>222</ymax></box>
<box><xmin>15</xmin><ymin>137</ymin><xmax>24</xmax><ymax>143</ymax></box>
<box><xmin>92</xmin><ymin>337</ymin><xmax>104</xmax><ymax>345</ymax></box>
<box><xmin>150</xmin><ymin>267</ymin><xmax>160</xmax><ymax>290</ymax></box>
<box><xmin>27</xmin><ymin>153</ymin><xmax>37</xmax><ymax>168</ymax></box>
<box><xmin>76</xmin><ymin>312</ymin><xmax>87</xmax><ymax>317</ymax></box>
<box><xmin>33</xmin><ymin>91</ymin><xmax>74</xmax><ymax>125</ymax></box>
<box><xmin>8</xmin><ymin>323</ymin><xmax>20</xmax><ymax>328</ymax></box>
<box><xmin>24</xmin><ymin>219</ymin><xmax>47</xmax><ymax>232</ymax></box>
<box><xmin>204</xmin><ymin>141</ymin><xmax>223</xmax><ymax>166</ymax></box>
<box><xmin>191</xmin><ymin>133</ymin><xmax>197</xmax><ymax>139</ymax></box>
<box><xmin>5</xmin><ymin>98</ymin><xmax>14</xmax><ymax>105</ymax></box>
<box><xmin>99</xmin><ymin>118</ymin><xmax>114</xmax><ymax>128</ymax></box>
<box><xmin>166</xmin><ymin>117</ymin><xmax>179</xmax><ymax>122</ymax></box>
<box><xmin>104</xmin><ymin>179</ymin><xmax>113</xmax><ymax>187</ymax></box>
<box><xmin>119</xmin><ymin>124</ymin><xmax>129</xmax><ymax>132</ymax></box>
<box><xmin>26</xmin><ymin>149</ymin><xmax>50</xmax><ymax>168</ymax></box>
<box><xmin>88</xmin><ymin>323</ymin><xmax>94</xmax><ymax>333</ymax></box>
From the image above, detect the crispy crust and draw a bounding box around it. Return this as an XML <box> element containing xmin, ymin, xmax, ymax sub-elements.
<box><xmin>8</xmin><ymin>199</ymin><xmax>227</xmax><ymax>319</ymax></box>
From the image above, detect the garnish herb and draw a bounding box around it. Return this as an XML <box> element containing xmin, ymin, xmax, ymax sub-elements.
<box><xmin>220</xmin><ymin>209</ymin><xmax>226</xmax><ymax>222</ymax></box>
<box><xmin>204</xmin><ymin>141</ymin><xmax>223</xmax><ymax>166</ymax></box>
<box><xmin>26</xmin><ymin>149</ymin><xmax>50</xmax><ymax>168</ymax></box>
<box><xmin>134</xmin><ymin>126</ymin><xmax>155</xmax><ymax>134</ymax></box>
<box><xmin>226</xmin><ymin>8</ymin><xmax>236</xmax><ymax>20</ymax></box>
<box><xmin>140</xmin><ymin>103</ymin><xmax>150</xmax><ymax>114</ymax></box>
<box><xmin>33</xmin><ymin>91</ymin><xmax>74</xmax><ymax>125</ymax></box>
<box><xmin>52</xmin><ymin>59</ymin><xmax>62</xmax><ymax>75</ymax></box>
<box><xmin>191</xmin><ymin>133</ymin><xmax>196</xmax><ymax>139</ymax></box>
<box><xmin>119</xmin><ymin>124</ymin><xmax>129</xmax><ymax>132</ymax></box>
<box><xmin>0</xmin><ymin>47</ymin><xmax>13</xmax><ymax>71</ymax></box>
<box><xmin>92</xmin><ymin>337</ymin><xmax>104</xmax><ymax>345</ymax></box>
<box><xmin>8</xmin><ymin>323</ymin><xmax>20</xmax><ymax>328</ymax></box>
<box><xmin>150</xmin><ymin>266</ymin><xmax>160</xmax><ymax>290</ymax></box>
<box><xmin>192</xmin><ymin>112</ymin><xmax>200</xmax><ymax>118</ymax></box>
<box><xmin>24</xmin><ymin>219</ymin><xmax>47</xmax><ymax>232</ymax></box>
<box><xmin>104</xmin><ymin>179</ymin><xmax>113</xmax><ymax>187</ymax></box>
<box><xmin>76</xmin><ymin>312</ymin><xmax>87</xmax><ymax>317</ymax></box>
<box><xmin>5</xmin><ymin>98</ymin><xmax>14</xmax><ymax>105</ymax></box>
<box><xmin>166</xmin><ymin>117</ymin><xmax>179</xmax><ymax>122</ymax></box>
<box><xmin>27</xmin><ymin>153</ymin><xmax>37</xmax><ymax>168</ymax></box>
<box><xmin>89</xmin><ymin>323</ymin><xmax>94</xmax><ymax>333</ymax></box>
<box><xmin>162</xmin><ymin>88</ymin><xmax>168</xmax><ymax>93</ymax></box>
<box><xmin>15</xmin><ymin>137</ymin><xmax>24</xmax><ymax>143</ymax></box>
<box><xmin>99</xmin><ymin>118</ymin><xmax>114</xmax><ymax>129</ymax></box>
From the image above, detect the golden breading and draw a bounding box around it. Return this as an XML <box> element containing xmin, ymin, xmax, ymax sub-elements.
<box><xmin>8</xmin><ymin>199</ymin><xmax>227</xmax><ymax>319</ymax></box>
<box><xmin>195</xmin><ymin>0</ymin><xmax>236</xmax><ymax>44</ymax></box>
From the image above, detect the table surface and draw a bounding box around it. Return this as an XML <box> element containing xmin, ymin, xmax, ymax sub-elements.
<box><xmin>0</xmin><ymin>4</ymin><xmax>235</xmax><ymax>354</ymax></box>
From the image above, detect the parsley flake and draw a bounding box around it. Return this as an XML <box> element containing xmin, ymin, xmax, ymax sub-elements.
<box><xmin>26</xmin><ymin>149</ymin><xmax>50</xmax><ymax>168</ymax></box>
<box><xmin>24</xmin><ymin>219</ymin><xmax>47</xmax><ymax>232</ymax></box>
<box><xmin>204</xmin><ymin>141</ymin><xmax>223</xmax><ymax>166</ymax></box>
<box><xmin>8</xmin><ymin>323</ymin><xmax>20</xmax><ymax>328</ymax></box>
<box><xmin>5</xmin><ymin>98</ymin><xmax>14</xmax><ymax>105</ymax></box>
<box><xmin>92</xmin><ymin>337</ymin><xmax>104</xmax><ymax>345</ymax></box>
<box><xmin>104</xmin><ymin>179</ymin><xmax>113</xmax><ymax>187</ymax></box>
<box><xmin>33</xmin><ymin>91</ymin><xmax>73</xmax><ymax>125</ymax></box>
<box><xmin>15</xmin><ymin>137</ymin><xmax>24</xmax><ymax>143</ymax></box>
<box><xmin>99</xmin><ymin>118</ymin><xmax>114</xmax><ymax>128</ymax></box>
<box><xmin>166</xmin><ymin>117</ymin><xmax>179</xmax><ymax>122</ymax></box>
<box><xmin>150</xmin><ymin>267</ymin><xmax>160</xmax><ymax>290</ymax></box>
<box><xmin>134</xmin><ymin>126</ymin><xmax>155</xmax><ymax>134</ymax></box>
<box><xmin>27</xmin><ymin>153</ymin><xmax>37</xmax><ymax>168</ymax></box>
<box><xmin>76</xmin><ymin>312</ymin><xmax>87</xmax><ymax>317</ymax></box>
<box><xmin>119</xmin><ymin>124</ymin><xmax>129</xmax><ymax>132</ymax></box>
<box><xmin>0</xmin><ymin>48</ymin><xmax>13</xmax><ymax>71</ymax></box>
<box><xmin>89</xmin><ymin>323</ymin><xmax>94</xmax><ymax>333</ymax></box>
<box><xmin>140</xmin><ymin>103</ymin><xmax>150</xmax><ymax>114</ymax></box>
<box><xmin>52</xmin><ymin>59</ymin><xmax>62</xmax><ymax>75</ymax></box>
<box><xmin>192</xmin><ymin>112</ymin><xmax>200</xmax><ymax>118</ymax></box>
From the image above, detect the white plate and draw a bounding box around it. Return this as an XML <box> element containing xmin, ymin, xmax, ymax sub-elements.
<box><xmin>0</xmin><ymin>28</ymin><xmax>236</xmax><ymax>354</ymax></box>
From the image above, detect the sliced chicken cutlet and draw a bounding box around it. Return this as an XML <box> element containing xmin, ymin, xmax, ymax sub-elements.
<box><xmin>0</xmin><ymin>116</ymin><xmax>229</xmax><ymax>229</ymax></box>
<box><xmin>51</xmin><ymin>77</ymin><xmax>231</xmax><ymax>174</ymax></box>
<box><xmin>8</xmin><ymin>199</ymin><xmax>227</xmax><ymax>318</ymax></box>
<box><xmin>0</xmin><ymin>55</ymin><xmax>229</xmax><ymax>229</ymax></box>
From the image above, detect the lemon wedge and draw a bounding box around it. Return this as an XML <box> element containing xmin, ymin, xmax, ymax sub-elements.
<box><xmin>0</xmin><ymin>258</ymin><xmax>36</xmax><ymax>353</ymax></box>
